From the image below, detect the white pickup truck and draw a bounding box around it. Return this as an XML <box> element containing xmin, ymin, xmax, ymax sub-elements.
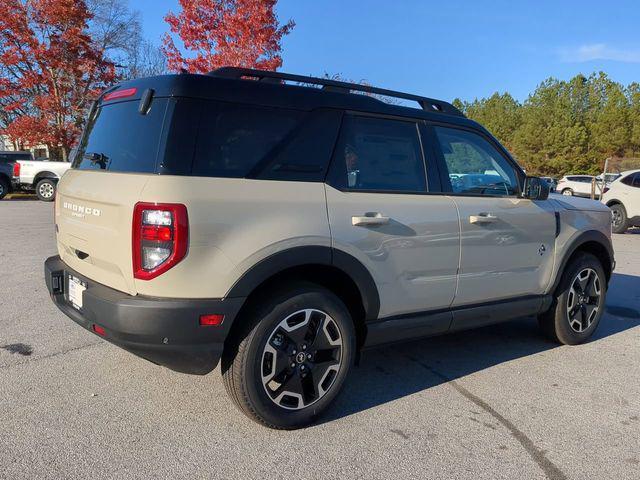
<box><xmin>16</xmin><ymin>156</ymin><xmax>71</xmax><ymax>201</ymax></box>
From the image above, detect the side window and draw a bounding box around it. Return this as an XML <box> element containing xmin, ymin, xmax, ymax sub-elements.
<box><xmin>192</xmin><ymin>102</ymin><xmax>303</xmax><ymax>178</ymax></box>
<box><xmin>434</xmin><ymin>126</ymin><xmax>519</xmax><ymax>196</ymax></box>
<box><xmin>329</xmin><ymin>115</ymin><xmax>427</xmax><ymax>192</ymax></box>
<box><xmin>633</xmin><ymin>173</ymin><xmax>640</xmax><ymax>188</ymax></box>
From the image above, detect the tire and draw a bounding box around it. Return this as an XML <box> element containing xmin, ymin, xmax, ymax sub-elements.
<box><xmin>222</xmin><ymin>282</ymin><xmax>356</xmax><ymax>429</ymax></box>
<box><xmin>609</xmin><ymin>203</ymin><xmax>629</xmax><ymax>234</ymax></box>
<box><xmin>0</xmin><ymin>177</ymin><xmax>8</xmax><ymax>200</ymax></box>
<box><xmin>538</xmin><ymin>252</ymin><xmax>606</xmax><ymax>345</ymax></box>
<box><xmin>561</xmin><ymin>188</ymin><xmax>574</xmax><ymax>196</ymax></box>
<box><xmin>36</xmin><ymin>178</ymin><xmax>56</xmax><ymax>202</ymax></box>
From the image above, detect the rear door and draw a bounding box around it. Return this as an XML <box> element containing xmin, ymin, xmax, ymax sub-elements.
<box><xmin>430</xmin><ymin>125</ymin><xmax>556</xmax><ymax>311</ymax></box>
<box><xmin>623</xmin><ymin>172</ymin><xmax>640</xmax><ymax>217</ymax></box>
<box><xmin>55</xmin><ymin>97</ymin><xmax>170</xmax><ymax>295</ymax></box>
<box><xmin>326</xmin><ymin>114</ymin><xmax>460</xmax><ymax>321</ymax></box>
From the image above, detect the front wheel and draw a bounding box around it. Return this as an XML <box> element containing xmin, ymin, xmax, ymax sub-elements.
<box><xmin>36</xmin><ymin>178</ymin><xmax>56</xmax><ymax>202</ymax></box>
<box><xmin>222</xmin><ymin>283</ymin><xmax>355</xmax><ymax>429</ymax></box>
<box><xmin>538</xmin><ymin>252</ymin><xmax>606</xmax><ymax>345</ymax></box>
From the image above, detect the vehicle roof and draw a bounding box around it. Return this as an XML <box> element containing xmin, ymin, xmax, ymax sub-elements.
<box><xmin>619</xmin><ymin>169</ymin><xmax>640</xmax><ymax>176</ymax></box>
<box><xmin>103</xmin><ymin>71</ymin><xmax>489</xmax><ymax>134</ymax></box>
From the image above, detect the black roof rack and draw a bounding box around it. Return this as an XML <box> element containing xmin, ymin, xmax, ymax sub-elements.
<box><xmin>209</xmin><ymin>67</ymin><xmax>464</xmax><ymax>117</ymax></box>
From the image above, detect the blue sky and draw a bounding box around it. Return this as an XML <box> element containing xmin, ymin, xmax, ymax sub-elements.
<box><xmin>135</xmin><ymin>0</ymin><xmax>640</xmax><ymax>102</ymax></box>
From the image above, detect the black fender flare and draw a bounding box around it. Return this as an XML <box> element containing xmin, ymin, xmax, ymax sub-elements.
<box><xmin>550</xmin><ymin>229</ymin><xmax>614</xmax><ymax>293</ymax></box>
<box><xmin>226</xmin><ymin>246</ymin><xmax>380</xmax><ymax>321</ymax></box>
<box><xmin>34</xmin><ymin>172</ymin><xmax>59</xmax><ymax>183</ymax></box>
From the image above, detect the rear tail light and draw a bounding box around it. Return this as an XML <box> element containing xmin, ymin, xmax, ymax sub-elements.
<box><xmin>12</xmin><ymin>162</ymin><xmax>20</xmax><ymax>177</ymax></box>
<box><xmin>603</xmin><ymin>187</ymin><xmax>610</xmax><ymax>194</ymax></box>
<box><xmin>133</xmin><ymin>202</ymin><xmax>188</xmax><ymax>280</ymax></box>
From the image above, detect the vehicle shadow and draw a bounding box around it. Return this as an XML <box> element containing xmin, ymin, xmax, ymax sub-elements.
<box><xmin>3</xmin><ymin>194</ymin><xmax>38</xmax><ymax>201</ymax></box>
<box><xmin>324</xmin><ymin>272</ymin><xmax>640</xmax><ymax>423</ymax></box>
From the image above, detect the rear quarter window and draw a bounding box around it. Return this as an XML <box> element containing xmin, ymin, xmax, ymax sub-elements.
<box><xmin>191</xmin><ymin>102</ymin><xmax>304</xmax><ymax>178</ymax></box>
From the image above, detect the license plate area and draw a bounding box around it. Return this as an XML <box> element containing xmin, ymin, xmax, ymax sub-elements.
<box><xmin>67</xmin><ymin>274</ymin><xmax>87</xmax><ymax>311</ymax></box>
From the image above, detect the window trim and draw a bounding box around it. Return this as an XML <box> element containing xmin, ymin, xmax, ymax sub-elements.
<box><xmin>325</xmin><ymin>112</ymin><xmax>435</xmax><ymax>195</ymax></box>
<box><xmin>426</xmin><ymin>122</ymin><xmax>525</xmax><ymax>198</ymax></box>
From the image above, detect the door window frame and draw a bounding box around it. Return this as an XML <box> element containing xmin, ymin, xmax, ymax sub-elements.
<box><xmin>425</xmin><ymin>122</ymin><xmax>526</xmax><ymax>197</ymax></box>
<box><xmin>325</xmin><ymin>111</ymin><xmax>444</xmax><ymax>195</ymax></box>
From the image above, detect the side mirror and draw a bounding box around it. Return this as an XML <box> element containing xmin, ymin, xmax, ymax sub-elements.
<box><xmin>522</xmin><ymin>176</ymin><xmax>550</xmax><ymax>200</ymax></box>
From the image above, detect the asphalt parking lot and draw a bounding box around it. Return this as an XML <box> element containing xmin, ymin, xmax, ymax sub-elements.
<box><xmin>1</xmin><ymin>200</ymin><xmax>639</xmax><ymax>480</ymax></box>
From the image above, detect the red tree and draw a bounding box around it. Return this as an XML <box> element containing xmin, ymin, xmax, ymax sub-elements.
<box><xmin>0</xmin><ymin>0</ymin><xmax>115</xmax><ymax>160</ymax></box>
<box><xmin>162</xmin><ymin>0</ymin><xmax>294</xmax><ymax>74</ymax></box>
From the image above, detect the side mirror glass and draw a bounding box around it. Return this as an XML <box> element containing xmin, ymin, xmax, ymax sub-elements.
<box><xmin>522</xmin><ymin>176</ymin><xmax>550</xmax><ymax>200</ymax></box>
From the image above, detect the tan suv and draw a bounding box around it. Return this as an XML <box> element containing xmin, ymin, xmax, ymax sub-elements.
<box><xmin>45</xmin><ymin>68</ymin><xmax>614</xmax><ymax>429</ymax></box>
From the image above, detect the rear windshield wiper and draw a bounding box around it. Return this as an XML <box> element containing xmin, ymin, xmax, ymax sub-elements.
<box><xmin>83</xmin><ymin>152</ymin><xmax>109</xmax><ymax>169</ymax></box>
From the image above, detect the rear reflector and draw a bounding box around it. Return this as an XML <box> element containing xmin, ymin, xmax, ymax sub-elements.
<box><xmin>141</xmin><ymin>225</ymin><xmax>172</xmax><ymax>241</ymax></box>
<box><xmin>103</xmin><ymin>87</ymin><xmax>137</xmax><ymax>101</ymax></box>
<box><xmin>199</xmin><ymin>314</ymin><xmax>224</xmax><ymax>326</ymax></box>
<box><xmin>92</xmin><ymin>324</ymin><xmax>106</xmax><ymax>336</ymax></box>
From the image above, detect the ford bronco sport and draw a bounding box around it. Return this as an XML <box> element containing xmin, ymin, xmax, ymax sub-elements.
<box><xmin>45</xmin><ymin>68</ymin><xmax>614</xmax><ymax>429</ymax></box>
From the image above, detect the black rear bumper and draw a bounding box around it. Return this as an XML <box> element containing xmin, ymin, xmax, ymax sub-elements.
<box><xmin>44</xmin><ymin>255</ymin><xmax>244</xmax><ymax>375</ymax></box>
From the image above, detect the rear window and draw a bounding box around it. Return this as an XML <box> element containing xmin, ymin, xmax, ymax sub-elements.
<box><xmin>73</xmin><ymin>97</ymin><xmax>339</xmax><ymax>181</ymax></box>
<box><xmin>0</xmin><ymin>153</ymin><xmax>31</xmax><ymax>162</ymax></box>
<box><xmin>74</xmin><ymin>99</ymin><xmax>168</xmax><ymax>172</ymax></box>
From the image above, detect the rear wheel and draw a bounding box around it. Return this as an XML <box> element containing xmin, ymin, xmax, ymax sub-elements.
<box><xmin>222</xmin><ymin>283</ymin><xmax>355</xmax><ymax>429</ymax></box>
<box><xmin>609</xmin><ymin>204</ymin><xmax>628</xmax><ymax>234</ymax></box>
<box><xmin>0</xmin><ymin>178</ymin><xmax>8</xmax><ymax>200</ymax></box>
<box><xmin>538</xmin><ymin>253</ymin><xmax>606</xmax><ymax>345</ymax></box>
<box><xmin>561</xmin><ymin>188</ymin><xmax>574</xmax><ymax>196</ymax></box>
<box><xmin>36</xmin><ymin>178</ymin><xmax>56</xmax><ymax>202</ymax></box>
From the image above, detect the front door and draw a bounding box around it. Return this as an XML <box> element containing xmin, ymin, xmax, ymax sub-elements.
<box><xmin>325</xmin><ymin>114</ymin><xmax>460</xmax><ymax>320</ymax></box>
<box><xmin>431</xmin><ymin>125</ymin><xmax>557</xmax><ymax>307</ymax></box>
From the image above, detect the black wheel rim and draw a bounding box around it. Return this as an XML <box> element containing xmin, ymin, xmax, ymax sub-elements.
<box><xmin>566</xmin><ymin>268</ymin><xmax>602</xmax><ymax>333</ymax></box>
<box><xmin>261</xmin><ymin>309</ymin><xmax>343</xmax><ymax>410</ymax></box>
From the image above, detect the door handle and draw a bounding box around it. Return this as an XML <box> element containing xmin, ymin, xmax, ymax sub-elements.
<box><xmin>469</xmin><ymin>213</ymin><xmax>498</xmax><ymax>224</ymax></box>
<box><xmin>352</xmin><ymin>213</ymin><xmax>390</xmax><ymax>226</ymax></box>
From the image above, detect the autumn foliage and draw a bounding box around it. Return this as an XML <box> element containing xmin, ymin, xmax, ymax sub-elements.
<box><xmin>163</xmin><ymin>0</ymin><xmax>295</xmax><ymax>74</ymax></box>
<box><xmin>0</xmin><ymin>0</ymin><xmax>115</xmax><ymax>159</ymax></box>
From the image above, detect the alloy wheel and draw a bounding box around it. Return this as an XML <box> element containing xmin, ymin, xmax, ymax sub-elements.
<box><xmin>261</xmin><ymin>309</ymin><xmax>343</xmax><ymax>410</ymax></box>
<box><xmin>566</xmin><ymin>268</ymin><xmax>602</xmax><ymax>333</ymax></box>
<box><xmin>611</xmin><ymin>209</ymin><xmax>622</xmax><ymax>229</ymax></box>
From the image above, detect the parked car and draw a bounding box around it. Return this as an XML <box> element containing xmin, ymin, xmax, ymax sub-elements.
<box><xmin>601</xmin><ymin>169</ymin><xmax>640</xmax><ymax>233</ymax></box>
<box><xmin>556</xmin><ymin>175</ymin><xmax>597</xmax><ymax>197</ymax></box>
<box><xmin>0</xmin><ymin>151</ymin><xmax>30</xmax><ymax>199</ymax></box>
<box><xmin>15</xmin><ymin>157</ymin><xmax>71</xmax><ymax>201</ymax></box>
<box><xmin>45</xmin><ymin>68</ymin><xmax>614</xmax><ymax>429</ymax></box>
<box><xmin>540</xmin><ymin>176</ymin><xmax>557</xmax><ymax>192</ymax></box>
<box><xmin>597</xmin><ymin>173</ymin><xmax>621</xmax><ymax>188</ymax></box>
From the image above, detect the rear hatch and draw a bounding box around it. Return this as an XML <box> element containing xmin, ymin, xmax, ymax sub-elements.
<box><xmin>56</xmin><ymin>92</ymin><xmax>175</xmax><ymax>295</ymax></box>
